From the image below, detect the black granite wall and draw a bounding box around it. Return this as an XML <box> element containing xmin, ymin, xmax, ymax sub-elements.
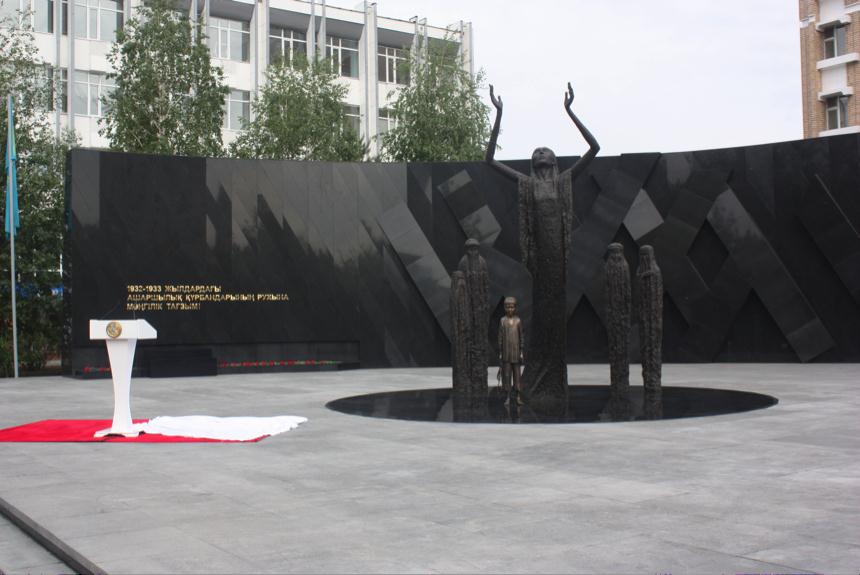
<box><xmin>65</xmin><ymin>135</ymin><xmax>860</xmax><ymax>373</ymax></box>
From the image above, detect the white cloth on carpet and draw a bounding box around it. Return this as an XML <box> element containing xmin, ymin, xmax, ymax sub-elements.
<box><xmin>135</xmin><ymin>415</ymin><xmax>307</xmax><ymax>441</ymax></box>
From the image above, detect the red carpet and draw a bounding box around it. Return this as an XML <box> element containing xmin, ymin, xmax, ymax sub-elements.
<box><xmin>0</xmin><ymin>420</ymin><xmax>266</xmax><ymax>443</ymax></box>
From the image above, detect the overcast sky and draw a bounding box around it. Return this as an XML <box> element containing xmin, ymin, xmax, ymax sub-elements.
<box><xmin>329</xmin><ymin>0</ymin><xmax>801</xmax><ymax>160</ymax></box>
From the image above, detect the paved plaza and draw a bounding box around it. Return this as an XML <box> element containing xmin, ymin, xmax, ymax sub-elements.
<box><xmin>0</xmin><ymin>363</ymin><xmax>858</xmax><ymax>574</ymax></box>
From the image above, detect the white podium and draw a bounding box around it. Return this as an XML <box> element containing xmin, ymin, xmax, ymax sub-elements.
<box><xmin>89</xmin><ymin>319</ymin><xmax>157</xmax><ymax>437</ymax></box>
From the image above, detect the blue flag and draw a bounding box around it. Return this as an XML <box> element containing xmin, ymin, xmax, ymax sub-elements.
<box><xmin>5</xmin><ymin>94</ymin><xmax>20</xmax><ymax>238</ymax></box>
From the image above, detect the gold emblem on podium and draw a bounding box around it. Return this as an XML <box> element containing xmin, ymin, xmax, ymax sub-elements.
<box><xmin>106</xmin><ymin>321</ymin><xmax>123</xmax><ymax>339</ymax></box>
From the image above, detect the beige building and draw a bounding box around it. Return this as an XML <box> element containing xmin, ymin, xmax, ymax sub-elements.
<box><xmin>800</xmin><ymin>0</ymin><xmax>860</xmax><ymax>137</ymax></box>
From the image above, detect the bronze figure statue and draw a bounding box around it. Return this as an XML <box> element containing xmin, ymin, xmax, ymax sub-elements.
<box><xmin>637</xmin><ymin>245</ymin><xmax>663</xmax><ymax>418</ymax></box>
<box><xmin>458</xmin><ymin>239</ymin><xmax>489</xmax><ymax>396</ymax></box>
<box><xmin>498</xmin><ymin>296</ymin><xmax>524</xmax><ymax>407</ymax></box>
<box><xmin>485</xmin><ymin>82</ymin><xmax>599</xmax><ymax>409</ymax></box>
<box><xmin>450</xmin><ymin>270</ymin><xmax>470</xmax><ymax>395</ymax></box>
<box><xmin>450</xmin><ymin>239</ymin><xmax>489</xmax><ymax>418</ymax></box>
<box><xmin>604</xmin><ymin>243</ymin><xmax>631</xmax><ymax>419</ymax></box>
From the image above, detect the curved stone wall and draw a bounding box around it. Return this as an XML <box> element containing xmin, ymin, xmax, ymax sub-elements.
<box><xmin>65</xmin><ymin>135</ymin><xmax>860</xmax><ymax>373</ymax></box>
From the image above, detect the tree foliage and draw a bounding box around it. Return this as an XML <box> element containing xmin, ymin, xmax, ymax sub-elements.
<box><xmin>101</xmin><ymin>0</ymin><xmax>228</xmax><ymax>156</ymax></box>
<box><xmin>229</xmin><ymin>56</ymin><xmax>366</xmax><ymax>161</ymax></box>
<box><xmin>1</xmin><ymin>12</ymin><xmax>76</xmax><ymax>375</ymax></box>
<box><xmin>380</xmin><ymin>40</ymin><xmax>490</xmax><ymax>162</ymax></box>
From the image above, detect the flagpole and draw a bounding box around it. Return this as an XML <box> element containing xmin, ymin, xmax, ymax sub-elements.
<box><xmin>6</xmin><ymin>94</ymin><xmax>19</xmax><ymax>378</ymax></box>
<box><xmin>9</xmin><ymin>206</ymin><xmax>17</xmax><ymax>378</ymax></box>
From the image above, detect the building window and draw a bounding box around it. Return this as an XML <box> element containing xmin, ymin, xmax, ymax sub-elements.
<box><xmin>72</xmin><ymin>70</ymin><xmax>113</xmax><ymax>116</ymax></box>
<box><xmin>0</xmin><ymin>0</ymin><xmax>25</xmax><ymax>24</ymax></box>
<box><xmin>224</xmin><ymin>89</ymin><xmax>249</xmax><ymax>131</ymax></box>
<box><xmin>33</xmin><ymin>0</ymin><xmax>65</xmax><ymax>33</ymax></box>
<box><xmin>823</xmin><ymin>26</ymin><xmax>847</xmax><ymax>59</ymax></box>
<box><xmin>378</xmin><ymin>46</ymin><xmax>408</xmax><ymax>85</ymax></box>
<box><xmin>208</xmin><ymin>17</ymin><xmax>250</xmax><ymax>62</ymax></box>
<box><xmin>343</xmin><ymin>104</ymin><xmax>360</xmax><ymax>135</ymax></box>
<box><xmin>74</xmin><ymin>0</ymin><xmax>122</xmax><ymax>41</ymax></box>
<box><xmin>44</xmin><ymin>66</ymin><xmax>68</xmax><ymax>112</ymax></box>
<box><xmin>56</xmin><ymin>67</ymin><xmax>69</xmax><ymax>112</ymax></box>
<box><xmin>33</xmin><ymin>0</ymin><xmax>68</xmax><ymax>33</ymax></box>
<box><xmin>377</xmin><ymin>107</ymin><xmax>395</xmax><ymax>135</ymax></box>
<box><xmin>326</xmin><ymin>36</ymin><xmax>359</xmax><ymax>78</ymax></box>
<box><xmin>0</xmin><ymin>0</ymin><xmax>66</xmax><ymax>29</ymax></box>
<box><xmin>825</xmin><ymin>95</ymin><xmax>849</xmax><ymax>130</ymax></box>
<box><xmin>269</xmin><ymin>26</ymin><xmax>306</xmax><ymax>66</ymax></box>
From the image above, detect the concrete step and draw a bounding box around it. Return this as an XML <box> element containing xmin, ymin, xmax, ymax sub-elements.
<box><xmin>0</xmin><ymin>512</ymin><xmax>70</xmax><ymax>575</ymax></box>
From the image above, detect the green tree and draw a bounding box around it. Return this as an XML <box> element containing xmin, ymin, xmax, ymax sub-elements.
<box><xmin>229</xmin><ymin>56</ymin><xmax>366</xmax><ymax>161</ymax></box>
<box><xmin>101</xmin><ymin>0</ymin><xmax>228</xmax><ymax>156</ymax></box>
<box><xmin>1</xmin><ymin>11</ymin><xmax>77</xmax><ymax>375</ymax></box>
<box><xmin>380</xmin><ymin>40</ymin><xmax>490</xmax><ymax>162</ymax></box>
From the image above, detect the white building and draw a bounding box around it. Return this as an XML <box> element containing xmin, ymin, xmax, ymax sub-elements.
<box><xmin>0</xmin><ymin>0</ymin><xmax>474</xmax><ymax>155</ymax></box>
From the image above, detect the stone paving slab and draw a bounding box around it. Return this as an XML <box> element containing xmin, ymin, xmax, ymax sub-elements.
<box><xmin>0</xmin><ymin>364</ymin><xmax>858</xmax><ymax>574</ymax></box>
<box><xmin>0</xmin><ymin>514</ymin><xmax>70</xmax><ymax>574</ymax></box>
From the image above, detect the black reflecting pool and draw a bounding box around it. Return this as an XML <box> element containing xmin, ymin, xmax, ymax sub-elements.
<box><xmin>326</xmin><ymin>386</ymin><xmax>778</xmax><ymax>423</ymax></box>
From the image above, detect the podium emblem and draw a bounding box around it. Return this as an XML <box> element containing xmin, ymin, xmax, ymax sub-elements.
<box><xmin>106</xmin><ymin>321</ymin><xmax>123</xmax><ymax>339</ymax></box>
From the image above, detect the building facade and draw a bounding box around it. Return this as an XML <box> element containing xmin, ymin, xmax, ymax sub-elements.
<box><xmin>0</xmin><ymin>0</ymin><xmax>474</xmax><ymax>155</ymax></box>
<box><xmin>800</xmin><ymin>0</ymin><xmax>860</xmax><ymax>137</ymax></box>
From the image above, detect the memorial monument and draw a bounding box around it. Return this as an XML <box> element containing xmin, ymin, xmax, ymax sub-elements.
<box><xmin>450</xmin><ymin>271</ymin><xmax>470</xmax><ymax>395</ymax></box>
<box><xmin>497</xmin><ymin>296</ymin><xmax>524</xmax><ymax>407</ymax></box>
<box><xmin>485</xmin><ymin>82</ymin><xmax>600</xmax><ymax>410</ymax></box>
<box><xmin>603</xmin><ymin>243</ymin><xmax>632</xmax><ymax>420</ymax></box>
<box><xmin>637</xmin><ymin>245</ymin><xmax>663</xmax><ymax>419</ymax></box>
<box><xmin>450</xmin><ymin>240</ymin><xmax>489</xmax><ymax>418</ymax></box>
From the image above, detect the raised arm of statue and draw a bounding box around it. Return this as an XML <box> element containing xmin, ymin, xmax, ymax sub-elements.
<box><xmin>560</xmin><ymin>82</ymin><xmax>600</xmax><ymax>181</ymax></box>
<box><xmin>485</xmin><ymin>85</ymin><xmax>523</xmax><ymax>181</ymax></box>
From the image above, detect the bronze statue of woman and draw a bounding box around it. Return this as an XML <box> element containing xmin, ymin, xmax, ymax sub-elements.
<box><xmin>485</xmin><ymin>82</ymin><xmax>599</xmax><ymax>409</ymax></box>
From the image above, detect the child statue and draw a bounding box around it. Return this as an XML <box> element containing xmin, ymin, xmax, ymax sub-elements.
<box><xmin>498</xmin><ymin>296</ymin><xmax>525</xmax><ymax>405</ymax></box>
